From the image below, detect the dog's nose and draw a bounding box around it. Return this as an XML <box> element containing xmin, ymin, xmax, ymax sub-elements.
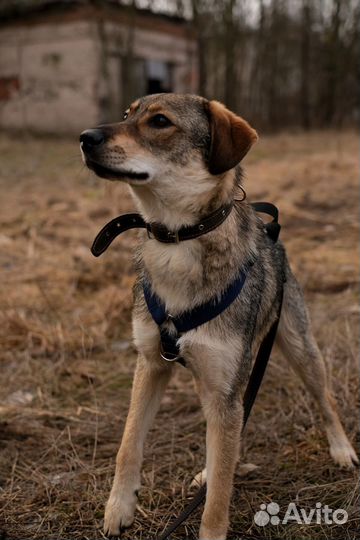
<box><xmin>80</xmin><ymin>129</ymin><xmax>105</xmax><ymax>152</ymax></box>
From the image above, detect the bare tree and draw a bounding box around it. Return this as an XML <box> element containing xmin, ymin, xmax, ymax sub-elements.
<box><xmin>300</xmin><ymin>0</ymin><xmax>312</xmax><ymax>129</ymax></box>
<box><xmin>191</xmin><ymin>0</ymin><xmax>208</xmax><ymax>97</ymax></box>
<box><xmin>223</xmin><ymin>0</ymin><xmax>237</xmax><ymax>110</ymax></box>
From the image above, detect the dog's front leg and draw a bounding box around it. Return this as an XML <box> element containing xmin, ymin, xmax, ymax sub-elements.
<box><xmin>104</xmin><ymin>355</ymin><xmax>172</xmax><ymax>536</ymax></box>
<box><xmin>199</xmin><ymin>392</ymin><xmax>243</xmax><ymax>540</ymax></box>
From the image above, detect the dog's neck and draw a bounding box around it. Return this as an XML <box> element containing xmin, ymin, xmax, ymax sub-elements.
<box><xmin>130</xmin><ymin>170</ymin><xmax>259</xmax><ymax>314</ymax></box>
<box><xmin>129</xmin><ymin>165</ymin><xmax>238</xmax><ymax>230</ymax></box>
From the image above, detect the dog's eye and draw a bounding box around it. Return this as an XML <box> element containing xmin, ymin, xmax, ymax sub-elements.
<box><xmin>149</xmin><ymin>114</ymin><xmax>173</xmax><ymax>129</ymax></box>
<box><xmin>123</xmin><ymin>111</ymin><xmax>129</xmax><ymax>120</ymax></box>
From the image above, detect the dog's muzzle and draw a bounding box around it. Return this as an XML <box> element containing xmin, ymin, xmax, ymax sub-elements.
<box><xmin>80</xmin><ymin>128</ymin><xmax>149</xmax><ymax>181</ymax></box>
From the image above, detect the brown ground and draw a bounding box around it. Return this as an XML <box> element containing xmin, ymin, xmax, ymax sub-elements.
<box><xmin>0</xmin><ymin>130</ymin><xmax>359</xmax><ymax>540</ymax></box>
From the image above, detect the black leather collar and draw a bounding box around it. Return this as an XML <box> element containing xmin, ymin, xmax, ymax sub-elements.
<box><xmin>91</xmin><ymin>202</ymin><xmax>233</xmax><ymax>257</ymax></box>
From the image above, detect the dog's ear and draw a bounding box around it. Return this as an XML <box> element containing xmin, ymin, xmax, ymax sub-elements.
<box><xmin>205</xmin><ymin>100</ymin><xmax>258</xmax><ymax>175</ymax></box>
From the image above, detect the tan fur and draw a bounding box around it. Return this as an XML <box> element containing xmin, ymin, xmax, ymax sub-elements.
<box><xmin>104</xmin><ymin>357</ymin><xmax>173</xmax><ymax>534</ymax></box>
<box><xmin>81</xmin><ymin>93</ymin><xmax>358</xmax><ymax>540</ymax></box>
<box><xmin>276</xmin><ymin>294</ymin><xmax>358</xmax><ymax>467</ymax></box>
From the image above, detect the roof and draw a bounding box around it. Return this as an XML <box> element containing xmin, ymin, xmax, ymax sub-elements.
<box><xmin>0</xmin><ymin>0</ymin><xmax>189</xmax><ymax>28</ymax></box>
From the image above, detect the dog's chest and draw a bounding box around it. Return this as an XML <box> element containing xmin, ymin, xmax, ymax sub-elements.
<box><xmin>142</xmin><ymin>240</ymin><xmax>203</xmax><ymax>313</ymax></box>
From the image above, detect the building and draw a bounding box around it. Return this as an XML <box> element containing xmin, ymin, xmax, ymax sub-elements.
<box><xmin>0</xmin><ymin>1</ymin><xmax>198</xmax><ymax>133</ymax></box>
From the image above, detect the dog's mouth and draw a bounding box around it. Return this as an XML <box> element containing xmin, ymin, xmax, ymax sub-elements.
<box><xmin>86</xmin><ymin>159</ymin><xmax>149</xmax><ymax>181</ymax></box>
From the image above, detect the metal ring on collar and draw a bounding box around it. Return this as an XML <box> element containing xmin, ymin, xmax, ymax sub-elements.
<box><xmin>234</xmin><ymin>185</ymin><xmax>247</xmax><ymax>202</ymax></box>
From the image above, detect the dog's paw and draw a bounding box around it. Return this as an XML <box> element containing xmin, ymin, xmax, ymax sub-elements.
<box><xmin>190</xmin><ymin>462</ymin><xmax>258</xmax><ymax>489</ymax></box>
<box><xmin>330</xmin><ymin>441</ymin><xmax>359</xmax><ymax>468</ymax></box>
<box><xmin>237</xmin><ymin>462</ymin><xmax>259</xmax><ymax>476</ymax></box>
<box><xmin>190</xmin><ymin>468</ymin><xmax>207</xmax><ymax>488</ymax></box>
<box><xmin>104</xmin><ymin>490</ymin><xmax>137</xmax><ymax>537</ymax></box>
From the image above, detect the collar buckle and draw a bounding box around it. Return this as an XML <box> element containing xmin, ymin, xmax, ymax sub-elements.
<box><xmin>167</xmin><ymin>230</ymin><xmax>180</xmax><ymax>243</ymax></box>
<box><xmin>147</xmin><ymin>224</ymin><xmax>179</xmax><ymax>243</ymax></box>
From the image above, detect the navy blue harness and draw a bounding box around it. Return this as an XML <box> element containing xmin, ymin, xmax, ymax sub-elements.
<box><xmin>143</xmin><ymin>267</ymin><xmax>250</xmax><ymax>366</ymax></box>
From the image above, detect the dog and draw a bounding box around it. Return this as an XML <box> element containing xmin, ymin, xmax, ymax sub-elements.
<box><xmin>80</xmin><ymin>93</ymin><xmax>358</xmax><ymax>540</ymax></box>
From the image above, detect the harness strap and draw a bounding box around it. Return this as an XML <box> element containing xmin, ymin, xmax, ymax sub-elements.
<box><xmin>144</xmin><ymin>269</ymin><xmax>247</xmax><ymax>332</ymax></box>
<box><xmin>143</xmin><ymin>268</ymin><xmax>249</xmax><ymax>366</ymax></box>
<box><xmin>252</xmin><ymin>201</ymin><xmax>281</xmax><ymax>242</ymax></box>
<box><xmin>156</xmin><ymin>286</ymin><xmax>284</xmax><ymax>540</ymax></box>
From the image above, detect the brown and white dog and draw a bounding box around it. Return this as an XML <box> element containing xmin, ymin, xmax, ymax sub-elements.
<box><xmin>80</xmin><ymin>93</ymin><xmax>358</xmax><ymax>540</ymax></box>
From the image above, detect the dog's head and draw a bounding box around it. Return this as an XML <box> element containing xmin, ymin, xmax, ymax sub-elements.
<box><xmin>80</xmin><ymin>94</ymin><xmax>257</xmax><ymax>221</ymax></box>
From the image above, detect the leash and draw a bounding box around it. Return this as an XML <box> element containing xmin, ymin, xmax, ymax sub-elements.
<box><xmin>90</xmin><ymin>199</ymin><xmax>283</xmax><ymax>539</ymax></box>
<box><xmin>155</xmin><ymin>288</ymin><xmax>283</xmax><ymax>540</ymax></box>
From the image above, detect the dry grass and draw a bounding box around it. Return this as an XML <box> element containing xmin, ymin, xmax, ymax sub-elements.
<box><xmin>0</xmin><ymin>130</ymin><xmax>358</xmax><ymax>540</ymax></box>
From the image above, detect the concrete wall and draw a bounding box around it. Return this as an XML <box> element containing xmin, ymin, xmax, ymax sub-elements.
<box><xmin>0</xmin><ymin>15</ymin><xmax>198</xmax><ymax>134</ymax></box>
<box><xmin>97</xmin><ymin>20</ymin><xmax>198</xmax><ymax>122</ymax></box>
<box><xmin>0</xmin><ymin>21</ymin><xmax>99</xmax><ymax>133</ymax></box>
